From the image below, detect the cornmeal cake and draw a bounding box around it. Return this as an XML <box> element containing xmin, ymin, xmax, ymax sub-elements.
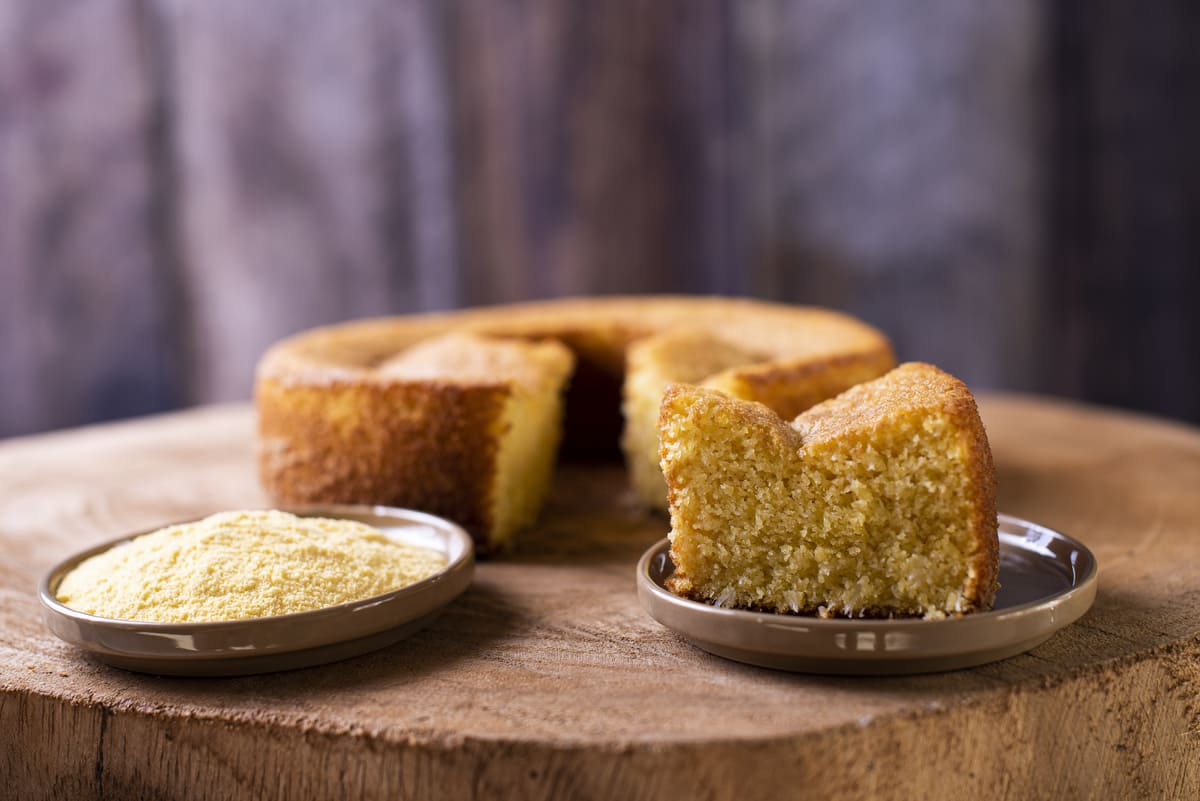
<box><xmin>659</xmin><ymin>362</ymin><xmax>998</xmax><ymax>618</ymax></box>
<box><xmin>256</xmin><ymin>297</ymin><xmax>894</xmax><ymax>551</ymax></box>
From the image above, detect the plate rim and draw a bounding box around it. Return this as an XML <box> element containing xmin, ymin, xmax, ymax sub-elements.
<box><xmin>636</xmin><ymin>512</ymin><xmax>1099</xmax><ymax>672</ymax></box>
<box><xmin>38</xmin><ymin>504</ymin><xmax>475</xmax><ymax>668</ymax></box>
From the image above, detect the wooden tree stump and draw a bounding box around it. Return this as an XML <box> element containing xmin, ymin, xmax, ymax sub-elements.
<box><xmin>2</xmin><ymin>396</ymin><xmax>1199</xmax><ymax>799</ymax></box>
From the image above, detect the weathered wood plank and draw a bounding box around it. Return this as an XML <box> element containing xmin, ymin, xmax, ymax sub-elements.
<box><xmin>160</xmin><ymin>0</ymin><xmax>460</xmax><ymax>402</ymax></box>
<box><xmin>1046</xmin><ymin>0</ymin><xmax>1200</xmax><ymax>422</ymax></box>
<box><xmin>735</xmin><ymin>0</ymin><xmax>1044</xmax><ymax>392</ymax></box>
<box><xmin>0</xmin><ymin>0</ymin><xmax>178</xmax><ymax>437</ymax></box>
<box><xmin>2</xmin><ymin>0</ymin><xmax>1198</xmax><ymax>438</ymax></box>
<box><xmin>448</xmin><ymin>0</ymin><xmax>740</xmax><ymax>302</ymax></box>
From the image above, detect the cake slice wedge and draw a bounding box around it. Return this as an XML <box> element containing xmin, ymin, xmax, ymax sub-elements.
<box><xmin>659</xmin><ymin>362</ymin><xmax>998</xmax><ymax>619</ymax></box>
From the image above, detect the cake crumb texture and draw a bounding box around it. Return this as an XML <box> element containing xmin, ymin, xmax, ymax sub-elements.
<box><xmin>660</xmin><ymin>362</ymin><xmax>998</xmax><ymax>618</ymax></box>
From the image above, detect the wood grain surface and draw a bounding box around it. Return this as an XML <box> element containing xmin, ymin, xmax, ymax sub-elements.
<box><xmin>2</xmin><ymin>396</ymin><xmax>1199</xmax><ymax>800</ymax></box>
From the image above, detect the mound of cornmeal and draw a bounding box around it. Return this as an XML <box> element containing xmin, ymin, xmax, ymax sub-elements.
<box><xmin>55</xmin><ymin>510</ymin><xmax>446</xmax><ymax>623</ymax></box>
<box><xmin>659</xmin><ymin>362</ymin><xmax>999</xmax><ymax>619</ymax></box>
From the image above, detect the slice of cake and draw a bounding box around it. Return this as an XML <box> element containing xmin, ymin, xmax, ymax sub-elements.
<box><xmin>659</xmin><ymin>362</ymin><xmax>998</xmax><ymax>618</ymax></box>
<box><xmin>374</xmin><ymin>333</ymin><xmax>574</xmax><ymax>550</ymax></box>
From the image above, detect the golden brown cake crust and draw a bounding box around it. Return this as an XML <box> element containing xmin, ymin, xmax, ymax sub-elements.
<box><xmin>934</xmin><ymin>368</ymin><xmax>1000</xmax><ymax>609</ymax></box>
<box><xmin>257</xmin><ymin>378</ymin><xmax>511</xmax><ymax>549</ymax></box>
<box><xmin>256</xmin><ymin>296</ymin><xmax>894</xmax><ymax>550</ymax></box>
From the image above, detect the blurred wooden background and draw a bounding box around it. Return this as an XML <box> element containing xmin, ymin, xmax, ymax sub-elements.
<box><xmin>1</xmin><ymin>0</ymin><xmax>1197</xmax><ymax>438</ymax></box>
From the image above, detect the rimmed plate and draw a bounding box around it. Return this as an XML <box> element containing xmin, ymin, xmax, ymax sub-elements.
<box><xmin>39</xmin><ymin>505</ymin><xmax>474</xmax><ymax>677</ymax></box>
<box><xmin>637</xmin><ymin>513</ymin><xmax>1098</xmax><ymax>675</ymax></box>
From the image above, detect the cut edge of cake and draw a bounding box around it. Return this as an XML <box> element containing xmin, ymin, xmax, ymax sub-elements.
<box><xmin>377</xmin><ymin>333</ymin><xmax>575</xmax><ymax>550</ymax></box>
<box><xmin>621</xmin><ymin>330</ymin><xmax>766</xmax><ymax>509</ymax></box>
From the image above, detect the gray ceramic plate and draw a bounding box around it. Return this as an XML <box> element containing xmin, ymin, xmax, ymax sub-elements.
<box><xmin>637</xmin><ymin>513</ymin><xmax>1098</xmax><ymax>675</ymax></box>
<box><xmin>39</xmin><ymin>505</ymin><xmax>474</xmax><ymax>677</ymax></box>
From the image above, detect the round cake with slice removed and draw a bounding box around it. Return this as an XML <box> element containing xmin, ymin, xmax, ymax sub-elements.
<box><xmin>256</xmin><ymin>296</ymin><xmax>894</xmax><ymax>552</ymax></box>
<box><xmin>659</xmin><ymin>362</ymin><xmax>999</xmax><ymax>619</ymax></box>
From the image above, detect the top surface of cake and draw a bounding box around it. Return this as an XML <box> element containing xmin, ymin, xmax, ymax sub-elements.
<box><xmin>660</xmin><ymin>362</ymin><xmax>998</xmax><ymax>619</ymax></box>
<box><xmin>377</xmin><ymin>333</ymin><xmax>571</xmax><ymax>393</ymax></box>
<box><xmin>793</xmin><ymin>360</ymin><xmax>980</xmax><ymax>445</ymax></box>
<box><xmin>627</xmin><ymin>329</ymin><xmax>767</xmax><ymax>385</ymax></box>
<box><xmin>257</xmin><ymin>296</ymin><xmax>892</xmax><ymax>380</ymax></box>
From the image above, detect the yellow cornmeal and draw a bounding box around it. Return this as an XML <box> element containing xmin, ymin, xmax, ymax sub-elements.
<box><xmin>55</xmin><ymin>510</ymin><xmax>447</xmax><ymax>623</ymax></box>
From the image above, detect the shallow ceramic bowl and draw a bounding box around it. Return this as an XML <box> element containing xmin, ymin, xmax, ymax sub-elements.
<box><xmin>637</xmin><ymin>513</ymin><xmax>1098</xmax><ymax>675</ymax></box>
<box><xmin>40</xmin><ymin>505</ymin><xmax>474</xmax><ymax>677</ymax></box>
